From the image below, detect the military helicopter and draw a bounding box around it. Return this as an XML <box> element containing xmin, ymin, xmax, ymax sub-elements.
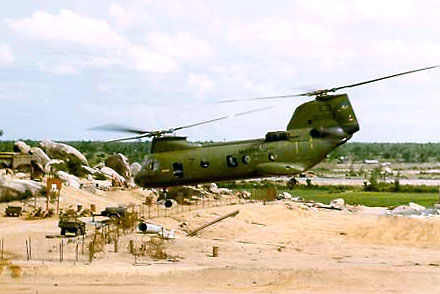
<box><xmin>94</xmin><ymin>66</ymin><xmax>437</xmax><ymax>194</ymax></box>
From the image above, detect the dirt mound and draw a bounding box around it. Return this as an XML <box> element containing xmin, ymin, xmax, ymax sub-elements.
<box><xmin>170</xmin><ymin>202</ymin><xmax>311</xmax><ymax>241</ymax></box>
<box><xmin>349</xmin><ymin>216</ymin><xmax>440</xmax><ymax>249</ymax></box>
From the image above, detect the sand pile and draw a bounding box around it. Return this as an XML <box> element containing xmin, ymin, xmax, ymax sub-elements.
<box><xmin>166</xmin><ymin>202</ymin><xmax>311</xmax><ymax>241</ymax></box>
<box><xmin>349</xmin><ymin>216</ymin><xmax>440</xmax><ymax>249</ymax></box>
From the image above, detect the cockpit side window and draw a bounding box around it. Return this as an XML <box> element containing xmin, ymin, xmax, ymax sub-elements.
<box><xmin>145</xmin><ymin>158</ymin><xmax>160</xmax><ymax>172</ymax></box>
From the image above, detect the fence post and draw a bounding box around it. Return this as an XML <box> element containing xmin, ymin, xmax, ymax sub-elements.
<box><xmin>28</xmin><ymin>237</ymin><xmax>32</xmax><ymax>260</ymax></box>
<box><xmin>76</xmin><ymin>242</ymin><xmax>79</xmax><ymax>262</ymax></box>
<box><xmin>129</xmin><ymin>240</ymin><xmax>134</xmax><ymax>254</ymax></box>
<box><xmin>26</xmin><ymin>240</ymin><xmax>29</xmax><ymax>261</ymax></box>
<box><xmin>89</xmin><ymin>242</ymin><xmax>94</xmax><ymax>263</ymax></box>
<box><xmin>59</xmin><ymin>240</ymin><xmax>63</xmax><ymax>263</ymax></box>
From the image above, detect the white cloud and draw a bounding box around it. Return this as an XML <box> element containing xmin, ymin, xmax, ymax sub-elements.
<box><xmin>188</xmin><ymin>73</ymin><xmax>214</xmax><ymax>96</ymax></box>
<box><xmin>0</xmin><ymin>44</ymin><xmax>15</xmax><ymax>64</ymax></box>
<box><xmin>146</xmin><ymin>32</ymin><xmax>214</xmax><ymax>62</ymax></box>
<box><xmin>9</xmin><ymin>9</ymin><xmax>126</xmax><ymax>49</ymax></box>
<box><xmin>365</xmin><ymin>40</ymin><xmax>440</xmax><ymax>66</ymax></box>
<box><xmin>297</xmin><ymin>0</ymin><xmax>415</xmax><ymax>25</ymax></box>
<box><xmin>224</xmin><ymin>17</ymin><xmax>352</xmax><ymax>62</ymax></box>
<box><xmin>96</xmin><ymin>83</ymin><xmax>112</xmax><ymax>93</ymax></box>
<box><xmin>38</xmin><ymin>62</ymin><xmax>79</xmax><ymax>75</ymax></box>
<box><xmin>109</xmin><ymin>2</ymin><xmax>156</xmax><ymax>30</ymax></box>
<box><xmin>127</xmin><ymin>46</ymin><xmax>178</xmax><ymax>73</ymax></box>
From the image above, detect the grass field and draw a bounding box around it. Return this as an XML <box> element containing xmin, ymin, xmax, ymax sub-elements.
<box><xmin>281</xmin><ymin>188</ymin><xmax>439</xmax><ymax>208</ymax></box>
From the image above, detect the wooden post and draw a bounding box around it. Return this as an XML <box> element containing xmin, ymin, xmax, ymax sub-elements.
<box><xmin>213</xmin><ymin>246</ymin><xmax>218</xmax><ymax>257</ymax></box>
<box><xmin>129</xmin><ymin>240</ymin><xmax>134</xmax><ymax>255</ymax></box>
<box><xmin>56</xmin><ymin>191</ymin><xmax>60</xmax><ymax>215</ymax></box>
<box><xmin>25</xmin><ymin>240</ymin><xmax>29</xmax><ymax>261</ymax></box>
<box><xmin>82</xmin><ymin>235</ymin><xmax>85</xmax><ymax>255</ymax></box>
<box><xmin>88</xmin><ymin>242</ymin><xmax>94</xmax><ymax>263</ymax></box>
<box><xmin>59</xmin><ymin>240</ymin><xmax>63</xmax><ymax>263</ymax></box>
<box><xmin>46</xmin><ymin>191</ymin><xmax>49</xmax><ymax>212</ymax></box>
<box><xmin>1</xmin><ymin>238</ymin><xmax>3</xmax><ymax>260</ymax></box>
<box><xmin>76</xmin><ymin>242</ymin><xmax>79</xmax><ymax>262</ymax></box>
<box><xmin>114</xmin><ymin>238</ymin><xmax>118</xmax><ymax>253</ymax></box>
<box><xmin>28</xmin><ymin>237</ymin><xmax>32</xmax><ymax>260</ymax></box>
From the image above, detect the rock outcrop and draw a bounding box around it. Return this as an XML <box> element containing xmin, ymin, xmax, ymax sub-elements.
<box><xmin>0</xmin><ymin>177</ymin><xmax>43</xmax><ymax>201</ymax></box>
<box><xmin>30</xmin><ymin>147</ymin><xmax>51</xmax><ymax>165</ymax></box>
<box><xmin>106</xmin><ymin>153</ymin><xmax>131</xmax><ymax>179</ymax></box>
<box><xmin>14</xmin><ymin>141</ymin><xmax>31</xmax><ymax>154</ymax></box>
<box><xmin>55</xmin><ymin>171</ymin><xmax>81</xmax><ymax>189</ymax></box>
<box><xmin>40</xmin><ymin>140</ymin><xmax>88</xmax><ymax>166</ymax></box>
<box><xmin>100</xmin><ymin>166</ymin><xmax>126</xmax><ymax>184</ymax></box>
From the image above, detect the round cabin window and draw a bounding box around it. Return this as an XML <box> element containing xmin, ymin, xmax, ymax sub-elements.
<box><xmin>242</xmin><ymin>155</ymin><xmax>251</xmax><ymax>164</ymax></box>
<box><xmin>268</xmin><ymin>153</ymin><xmax>276</xmax><ymax>161</ymax></box>
<box><xmin>200</xmin><ymin>159</ymin><xmax>209</xmax><ymax>168</ymax></box>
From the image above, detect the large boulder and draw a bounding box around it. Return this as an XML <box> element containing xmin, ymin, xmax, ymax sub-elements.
<box><xmin>106</xmin><ymin>153</ymin><xmax>131</xmax><ymax>179</ymax></box>
<box><xmin>44</xmin><ymin>159</ymin><xmax>65</xmax><ymax>173</ymax></box>
<box><xmin>391</xmin><ymin>202</ymin><xmax>425</xmax><ymax>215</ymax></box>
<box><xmin>330</xmin><ymin>198</ymin><xmax>345</xmax><ymax>209</ymax></box>
<box><xmin>100</xmin><ymin>166</ymin><xmax>126</xmax><ymax>184</ymax></box>
<box><xmin>40</xmin><ymin>140</ymin><xmax>88</xmax><ymax>166</ymax></box>
<box><xmin>14</xmin><ymin>141</ymin><xmax>31</xmax><ymax>154</ymax></box>
<box><xmin>0</xmin><ymin>177</ymin><xmax>43</xmax><ymax>201</ymax></box>
<box><xmin>30</xmin><ymin>147</ymin><xmax>51</xmax><ymax>165</ymax></box>
<box><xmin>55</xmin><ymin>171</ymin><xmax>81</xmax><ymax>189</ymax></box>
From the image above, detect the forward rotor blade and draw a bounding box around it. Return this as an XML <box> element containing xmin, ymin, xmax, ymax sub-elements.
<box><xmin>217</xmin><ymin>93</ymin><xmax>307</xmax><ymax>104</ymax></box>
<box><xmin>327</xmin><ymin>65</ymin><xmax>439</xmax><ymax>94</ymax></box>
<box><xmin>89</xmin><ymin>123</ymin><xmax>152</xmax><ymax>135</ymax></box>
<box><xmin>105</xmin><ymin>133</ymin><xmax>152</xmax><ymax>143</ymax></box>
<box><xmin>172</xmin><ymin>106</ymin><xmax>273</xmax><ymax>132</ymax></box>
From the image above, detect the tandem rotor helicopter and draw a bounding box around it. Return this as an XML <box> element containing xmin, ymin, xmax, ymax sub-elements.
<box><xmin>93</xmin><ymin>66</ymin><xmax>437</xmax><ymax>198</ymax></box>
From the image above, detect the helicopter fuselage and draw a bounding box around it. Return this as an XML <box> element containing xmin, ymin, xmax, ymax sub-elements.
<box><xmin>134</xmin><ymin>94</ymin><xmax>360</xmax><ymax>188</ymax></box>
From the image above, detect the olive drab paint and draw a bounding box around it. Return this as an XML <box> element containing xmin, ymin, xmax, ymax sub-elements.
<box><xmin>134</xmin><ymin>94</ymin><xmax>359</xmax><ymax>188</ymax></box>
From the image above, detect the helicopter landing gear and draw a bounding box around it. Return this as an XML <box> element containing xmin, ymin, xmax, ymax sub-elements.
<box><xmin>159</xmin><ymin>188</ymin><xmax>174</xmax><ymax>208</ymax></box>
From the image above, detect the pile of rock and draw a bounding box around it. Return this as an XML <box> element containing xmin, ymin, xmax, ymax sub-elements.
<box><xmin>1</xmin><ymin>140</ymin><xmax>143</xmax><ymax>201</ymax></box>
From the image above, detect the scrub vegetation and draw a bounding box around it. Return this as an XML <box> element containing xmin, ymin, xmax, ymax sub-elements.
<box><xmin>1</xmin><ymin>141</ymin><xmax>440</xmax><ymax>165</ymax></box>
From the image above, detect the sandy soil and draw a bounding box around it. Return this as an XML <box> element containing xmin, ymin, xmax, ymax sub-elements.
<box><xmin>0</xmin><ymin>188</ymin><xmax>439</xmax><ymax>293</ymax></box>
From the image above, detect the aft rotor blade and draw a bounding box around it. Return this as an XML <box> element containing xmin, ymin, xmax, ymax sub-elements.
<box><xmin>172</xmin><ymin>106</ymin><xmax>273</xmax><ymax>132</ymax></box>
<box><xmin>89</xmin><ymin>123</ymin><xmax>152</xmax><ymax>135</ymax></box>
<box><xmin>216</xmin><ymin>65</ymin><xmax>438</xmax><ymax>103</ymax></box>
<box><xmin>327</xmin><ymin>65</ymin><xmax>439</xmax><ymax>94</ymax></box>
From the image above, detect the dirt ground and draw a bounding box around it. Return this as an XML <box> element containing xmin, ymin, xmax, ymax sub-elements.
<box><xmin>0</xmin><ymin>188</ymin><xmax>439</xmax><ymax>293</ymax></box>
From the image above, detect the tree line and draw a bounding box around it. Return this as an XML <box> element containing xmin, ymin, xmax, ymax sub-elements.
<box><xmin>1</xmin><ymin>140</ymin><xmax>439</xmax><ymax>165</ymax></box>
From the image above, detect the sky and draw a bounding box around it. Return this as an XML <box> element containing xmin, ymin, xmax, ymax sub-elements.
<box><xmin>0</xmin><ymin>0</ymin><xmax>439</xmax><ymax>143</ymax></box>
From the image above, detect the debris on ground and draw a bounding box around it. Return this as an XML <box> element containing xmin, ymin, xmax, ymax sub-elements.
<box><xmin>188</xmin><ymin>210</ymin><xmax>240</xmax><ymax>236</ymax></box>
<box><xmin>138</xmin><ymin>221</ymin><xmax>175</xmax><ymax>239</ymax></box>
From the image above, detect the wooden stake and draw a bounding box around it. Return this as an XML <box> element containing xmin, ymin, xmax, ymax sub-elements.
<box><xmin>25</xmin><ymin>240</ymin><xmax>29</xmax><ymax>261</ymax></box>
<box><xmin>129</xmin><ymin>240</ymin><xmax>134</xmax><ymax>254</ymax></box>
<box><xmin>28</xmin><ymin>237</ymin><xmax>32</xmax><ymax>260</ymax></box>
